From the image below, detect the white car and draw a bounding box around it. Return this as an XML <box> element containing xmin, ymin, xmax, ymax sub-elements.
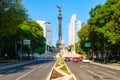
<box><xmin>82</xmin><ymin>58</ymin><xmax>89</xmax><ymax>63</ymax></box>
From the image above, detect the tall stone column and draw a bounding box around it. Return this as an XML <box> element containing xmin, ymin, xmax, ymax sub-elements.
<box><xmin>56</xmin><ymin>6</ymin><xmax>64</xmax><ymax>52</ymax></box>
<box><xmin>57</xmin><ymin>6</ymin><xmax>62</xmax><ymax>41</ymax></box>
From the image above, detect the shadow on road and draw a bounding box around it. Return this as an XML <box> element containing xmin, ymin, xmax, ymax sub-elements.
<box><xmin>0</xmin><ymin>60</ymin><xmax>54</xmax><ymax>75</ymax></box>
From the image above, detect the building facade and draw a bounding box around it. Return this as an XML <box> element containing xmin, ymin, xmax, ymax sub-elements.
<box><xmin>36</xmin><ymin>20</ymin><xmax>52</xmax><ymax>46</ymax></box>
<box><xmin>45</xmin><ymin>22</ymin><xmax>52</xmax><ymax>46</ymax></box>
<box><xmin>68</xmin><ymin>14</ymin><xmax>82</xmax><ymax>52</ymax></box>
<box><xmin>69</xmin><ymin>14</ymin><xmax>76</xmax><ymax>46</ymax></box>
<box><xmin>75</xmin><ymin>20</ymin><xmax>82</xmax><ymax>42</ymax></box>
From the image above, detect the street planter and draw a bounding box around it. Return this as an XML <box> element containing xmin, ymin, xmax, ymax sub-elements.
<box><xmin>47</xmin><ymin>58</ymin><xmax>76</xmax><ymax>80</ymax></box>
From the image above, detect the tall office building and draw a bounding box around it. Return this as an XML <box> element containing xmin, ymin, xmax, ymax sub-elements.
<box><xmin>69</xmin><ymin>14</ymin><xmax>82</xmax><ymax>50</ymax></box>
<box><xmin>69</xmin><ymin>14</ymin><xmax>76</xmax><ymax>46</ymax></box>
<box><xmin>75</xmin><ymin>20</ymin><xmax>82</xmax><ymax>42</ymax></box>
<box><xmin>36</xmin><ymin>20</ymin><xmax>52</xmax><ymax>46</ymax></box>
<box><xmin>45</xmin><ymin>22</ymin><xmax>52</xmax><ymax>46</ymax></box>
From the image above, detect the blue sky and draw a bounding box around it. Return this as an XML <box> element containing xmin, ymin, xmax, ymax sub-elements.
<box><xmin>22</xmin><ymin>0</ymin><xmax>106</xmax><ymax>47</ymax></box>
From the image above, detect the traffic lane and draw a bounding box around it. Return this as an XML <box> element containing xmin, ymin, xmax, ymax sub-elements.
<box><xmin>81</xmin><ymin>62</ymin><xmax>120</xmax><ymax>74</ymax></box>
<box><xmin>0</xmin><ymin>60</ymin><xmax>55</xmax><ymax>80</ymax></box>
<box><xmin>0</xmin><ymin>60</ymin><xmax>50</xmax><ymax>74</ymax></box>
<box><xmin>66</xmin><ymin>62</ymin><xmax>98</xmax><ymax>80</ymax></box>
<box><xmin>80</xmin><ymin>62</ymin><xmax>120</xmax><ymax>74</ymax></box>
<box><xmin>17</xmin><ymin>61</ymin><xmax>55</xmax><ymax>80</ymax></box>
<box><xmin>78</xmin><ymin>62</ymin><xmax>120</xmax><ymax>80</ymax></box>
<box><xmin>66</xmin><ymin>62</ymin><xmax>120</xmax><ymax>80</ymax></box>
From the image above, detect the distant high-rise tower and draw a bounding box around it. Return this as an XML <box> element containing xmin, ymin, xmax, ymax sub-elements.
<box><xmin>69</xmin><ymin>14</ymin><xmax>82</xmax><ymax>53</ymax></box>
<box><xmin>69</xmin><ymin>14</ymin><xmax>76</xmax><ymax>46</ymax></box>
<box><xmin>75</xmin><ymin>20</ymin><xmax>82</xmax><ymax>42</ymax></box>
<box><xmin>36</xmin><ymin>20</ymin><xmax>52</xmax><ymax>46</ymax></box>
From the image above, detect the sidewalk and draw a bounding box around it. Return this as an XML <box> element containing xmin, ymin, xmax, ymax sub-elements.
<box><xmin>90</xmin><ymin>61</ymin><xmax>120</xmax><ymax>70</ymax></box>
<box><xmin>0</xmin><ymin>60</ymin><xmax>38</xmax><ymax>71</ymax></box>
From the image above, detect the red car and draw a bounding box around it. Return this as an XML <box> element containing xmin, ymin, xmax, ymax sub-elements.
<box><xmin>72</xmin><ymin>57</ymin><xmax>79</xmax><ymax>62</ymax></box>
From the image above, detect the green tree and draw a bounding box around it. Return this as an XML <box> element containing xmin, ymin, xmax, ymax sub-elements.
<box><xmin>77</xmin><ymin>23</ymin><xmax>92</xmax><ymax>52</ymax></box>
<box><xmin>0</xmin><ymin>0</ymin><xmax>28</xmax><ymax>61</ymax></box>
<box><xmin>0</xmin><ymin>0</ymin><xmax>28</xmax><ymax>38</ymax></box>
<box><xmin>88</xmin><ymin>0</ymin><xmax>120</xmax><ymax>61</ymax></box>
<box><xmin>75</xmin><ymin>42</ymin><xmax>83</xmax><ymax>54</ymax></box>
<box><xmin>16</xmin><ymin>20</ymin><xmax>46</xmax><ymax>56</ymax></box>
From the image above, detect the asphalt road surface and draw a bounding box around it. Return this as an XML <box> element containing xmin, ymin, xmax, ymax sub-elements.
<box><xmin>0</xmin><ymin>60</ymin><xmax>55</xmax><ymax>80</ymax></box>
<box><xmin>66</xmin><ymin>62</ymin><xmax>120</xmax><ymax>80</ymax></box>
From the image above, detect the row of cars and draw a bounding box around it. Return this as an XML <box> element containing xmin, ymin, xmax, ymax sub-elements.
<box><xmin>64</xmin><ymin>57</ymin><xmax>89</xmax><ymax>63</ymax></box>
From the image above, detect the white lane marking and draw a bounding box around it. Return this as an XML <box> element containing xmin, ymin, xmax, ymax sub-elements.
<box><xmin>83</xmin><ymin>66</ymin><xmax>89</xmax><ymax>68</ymax></box>
<box><xmin>79</xmin><ymin>66</ymin><xmax>82</xmax><ymax>68</ymax></box>
<box><xmin>16</xmin><ymin>65</ymin><xmax>42</xmax><ymax>80</ymax></box>
<box><xmin>86</xmin><ymin>69</ymin><xmax>103</xmax><ymax>79</ymax></box>
<box><xmin>106</xmin><ymin>70</ymin><xmax>117</xmax><ymax>75</ymax></box>
<box><xmin>93</xmin><ymin>66</ymin><xmax>98</xmax><ymax>68</ymax></box>
<box><xmin>79</xmin><ymin>65</ymin><xmax>89</xmax><ymax>68</ymax></box>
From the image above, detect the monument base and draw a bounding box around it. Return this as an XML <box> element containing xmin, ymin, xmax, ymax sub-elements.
<box><xmin>56</xmin><ymin>40</ymin><xmax>64</xmax><ymax>52</ymax></box>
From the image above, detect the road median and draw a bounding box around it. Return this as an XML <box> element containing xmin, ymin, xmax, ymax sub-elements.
<box><xmin>46</xmin><ymin>58</ymin><xmax>76</xmax><ymax>80</ymax></box>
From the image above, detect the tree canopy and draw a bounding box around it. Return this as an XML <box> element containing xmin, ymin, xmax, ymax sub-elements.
<box><xmin>89</xmin><ymin>0</ymin><xmax>120</xmax><ymax>45</ymax></box>
<box><xmin>77</xmin><ymin>0</ymin><xmax>120</xmax><ymax>61</ymax></box>
<box><xmin>0</xmin><ymin>0</ymin><xmax>28</xmax><ymax>38</ymax></box>
<box><xmin>0</xmin><ymin>0</ymin><xmax>46</xmax><ymax>60</ymax></box>
<box><xmin>17</xmin><ymin>20</ymin><xmax>46</xmax><ymax>54</ymax></box>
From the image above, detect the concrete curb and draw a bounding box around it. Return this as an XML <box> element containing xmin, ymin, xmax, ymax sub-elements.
<box><xmin>46</xmin><ymin>59</ymin><xmax>57</xmax><ymax>80</ymax></box>
<box><xmin>64</xmin><ymin>62</ymin><xmax>76</xmax><ymax>80</ymax></box>
<box><xmin>51</xmin><ymin>75</ymin><xmax>74</xmax><ymax>80</ymax></box>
